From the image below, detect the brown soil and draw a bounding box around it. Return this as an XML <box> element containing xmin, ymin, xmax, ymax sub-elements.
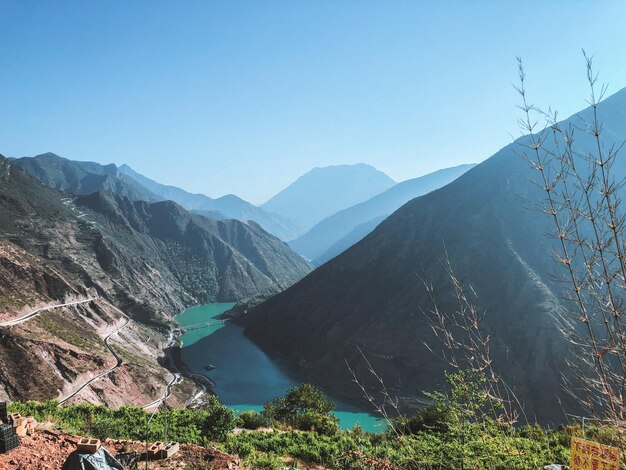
<box><xmin>0</xmin><ymin>429</ymin><xmax>242</xmax><ymax>469</ymax></box>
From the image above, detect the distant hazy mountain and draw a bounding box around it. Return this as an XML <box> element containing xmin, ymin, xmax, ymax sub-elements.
<box><xmin>244</xmin><ymin>88</ymin><xmax>626</xmax><ymax>423</ymax></box>
<box><xmin>119</xmin><ymin>164</ymin><xmax>300</xmax><ymax>241</ymax></box>
<box><xmin>290</xmin><ymin>164</ymin><xmax>475</xmax><ymax>262</ymax></box>
<box><xmin>261</xmin><ymin>164</ymin><xmax>395</xmax><ymax>235</ymax></box>
<box><xmin>12</xmin><ymin>153</ymin><xmax>159</xmax><ymax>202</ymax></box>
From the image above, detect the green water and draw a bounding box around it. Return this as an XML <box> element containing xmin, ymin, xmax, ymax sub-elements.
<box><xmin>176</xmin><ymin>303</ymin><xmax>384</xmax><ymax>433</ymax></box>
<box><xmin>176</xmin><ymin>303</ymin><xmax>236</xmax><ymax>346</ymax></box>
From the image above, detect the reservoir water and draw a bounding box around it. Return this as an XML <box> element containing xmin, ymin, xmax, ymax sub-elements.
<box><xmin>176</xmin><ymin>303</ymin><xmax>384</xmax><ymax>433</ymax></box>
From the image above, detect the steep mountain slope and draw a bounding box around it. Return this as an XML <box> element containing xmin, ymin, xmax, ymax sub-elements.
<box><xmin>313</xmin><ymin>215</ymin><xmax>386</xmax><ymax>265</ymax></box>
<box><xmin>244</xmin><ymin>88</ymin><xmax>626</xmax><ymax>423</ymax></box>
<box><xmin>77</xmin><ymin>192</ymin><xmax>312</xmax><ymax>303</ymax></box>
<box><xmin>0</xmin><ymin>159</ymin><xmax>184</xmax><ymax>405</ymax></box>
<box><xmin>119</xmin><ymin>164</ymin><xmax>299</xmax><ymax>240</ymax></box>
<box><xmin>290</xmin><ymin>164</ymin><xmax>475</xmax><ymax>261</ymax></box>
<box><xmin>12</xmin><ymin>153</ymin><xmax>158</xmax><ymax>202</ymax></box>
<box><xmin>261</xmin><ymin>164</ymin><xmax>396</xmax><ymax>234</ymax></box>
<box><xmin>0</xmin><ymin>155</ymin><xmax>311</xmax><ymax>402</ymax></box>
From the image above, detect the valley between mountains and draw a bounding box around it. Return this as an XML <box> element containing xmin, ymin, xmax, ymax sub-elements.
<box><xmin>0</xmin><ymin>150</ymin><xmax>476</xmax><ymax>421</ymax></box>
<box><xmin>0</xmin><ymin>154</ymin><xmax>313</xmax><ymax>409</ymax></box>
<box><xmin>3</xmin><ymin>86</ymin><xmax>626</xmax><ymax>430</ymax></box>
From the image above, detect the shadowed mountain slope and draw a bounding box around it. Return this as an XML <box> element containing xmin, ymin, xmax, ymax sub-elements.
<box><xmin>244</xmin><ymin>88</ymin><xmax>626</xmax><ymax>423</ymax></box>
<box><xmin>76</xmin><ymin>192</ymin><xmax>312</xmax><ymax>302</ymax></box>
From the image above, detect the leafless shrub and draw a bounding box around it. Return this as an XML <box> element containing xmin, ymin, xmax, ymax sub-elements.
<box><xmin>420</xmin><ymin>251</ymin><xmax>522</xmax><ymax>426</ymax></box>
<box><xmin>516</xmin><ymin>52</ymin><xmax>626</xmax><ymax>426</ymax></box>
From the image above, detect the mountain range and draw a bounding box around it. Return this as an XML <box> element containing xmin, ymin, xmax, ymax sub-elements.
<box><xmin>243</xmin><ymin>88</ymin><xmax>626</xmax><ymax>423</ymax></box>
<box><xmin>0</xmin><ymin>154</ymin><xmax>312</xmax><ymax>403</ymax></box>
<box><xmin>289</xmin><ymin>163</ymin><xmax>476</xmax><ymax>263</ymax></box>
<box><xmin>12</xmin><ymin>153</ymin><xmax>299</xmax><ymax>241</ymax></box>
<box><xmin>118</xmin><ymin>163</ymin><xmax>300</xmax><ymax>241</ymax></box>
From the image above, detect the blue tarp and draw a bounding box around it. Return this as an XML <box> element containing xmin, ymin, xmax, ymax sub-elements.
<box><xmin>61</xmin><ymin>446</ymin><xmax>124</xmax><ymax>470</ymax></box>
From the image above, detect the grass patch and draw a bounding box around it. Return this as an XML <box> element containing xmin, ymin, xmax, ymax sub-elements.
<box><xmin>0</xmin><ymin>291</ymin><xmax>29</xmax><ymax>311</ymax></box>
<box><xmin>36</xmin><ymin>310</ymin><xmax>105</xmax><ymax>354</ymax></box>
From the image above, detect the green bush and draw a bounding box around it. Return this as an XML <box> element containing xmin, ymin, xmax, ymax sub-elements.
<box><xmin>296</xmin><ymin>410</ymin><xmax>339</xmax><ymax>436</ymax></box>
<box><xmin>246</xmin><ymin>451</ymin><xmax>283</xmax><ymax>469</ymax></box>
<box><xmin>9</xmin><ymin>397</ymin><xmax>234</xmax><ymax>445</ymax></box>
<box><xmin>262</xmin><ymin>383</ymin><xmax>338</xmax><ymax>434</ymax></box>
<box><xmin>238</xmin><ymin>410</ymin><xmax>270</xmax><ymax>430</ymax></box>
<box><xmin>394</xmin><ymin>403</ymin><xmax>452</xmax><ymax>435</ymax></box>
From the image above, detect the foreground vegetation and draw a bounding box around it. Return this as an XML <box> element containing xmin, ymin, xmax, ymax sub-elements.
<box><xmin>12</xmin><ymin>376</ymin><xmax>624</xmax><ymax>469</ymax></box>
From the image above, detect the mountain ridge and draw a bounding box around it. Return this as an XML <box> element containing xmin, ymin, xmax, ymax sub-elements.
<box><xmin>290</xmin><ymin>163</ymin><xmax>476</xmax><ymax>262</ymax></box>
<box><xmin>119</xmin><ymin>163</ymin><xmax>300</xmax><ymax>241</ymax></box>
<box><xmin>11</xmin><ymin>153</ymin><xmax>301</xmax><ymax>241</ymax></box>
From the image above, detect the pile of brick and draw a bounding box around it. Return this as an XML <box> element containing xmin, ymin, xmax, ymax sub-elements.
<box><xmin>8</xmin><ymin>412</ymin><xmax>36</xmax><ymax>437</ymax></box>
<box><xmin>147</xmin><ymin>440</ymin><xmax>180</xmax><ymax>460</ymax></box>
<box><xmin>76</xmin><ymin>437</ymin><xmax>101</xmax><ymax>453</ymax></box>
<box><xmin>0</xmin><ymin>402</ymin><xmax>32</xmax><ymax>454</ymax></box>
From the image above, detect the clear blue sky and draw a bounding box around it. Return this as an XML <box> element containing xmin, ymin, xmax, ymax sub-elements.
<box><xmin>1</xmin><ymin>1</ymin><xmax>625</xmax><ymax>204</ymax></box>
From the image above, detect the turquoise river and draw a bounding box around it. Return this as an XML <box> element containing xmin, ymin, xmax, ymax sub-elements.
<box><xmin>176</xmin><ymin>303</ymin><xmax>384</xmax><ymax>433</ymax></box>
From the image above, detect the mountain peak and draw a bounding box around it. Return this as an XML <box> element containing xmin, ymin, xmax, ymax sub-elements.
<box><xmin>262</xmin><ymin>163</ymin><xmax>396</xmax><ymax>233</ymax></box>
<box><xmin>34</xmin><ymin>152</ymin><xmax>63</xmax><ymax>159</ymax></box>
<box><xmin>289</xmin><ymin>162</ymin><xmax>476</xmax><ymax>262</ymax></box>
<box><xmin>302</xmin><ymin>163</ymin><xmax>394</xmax><ymax>182</ymax></box>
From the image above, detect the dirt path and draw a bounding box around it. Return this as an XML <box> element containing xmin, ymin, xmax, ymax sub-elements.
<box><xmin>1</xmin><ymin>295</ymin><xmax>190</xmax><ymax>411</ymax></box>
<box><xmin>58</xmin><ymin>315</ymin><xmax>130</xmax><ymax>405</ymax></box>
<box><xmin>0</xmin><ymin>297</ymin><xmax>97</xmax><ymax>327</ymax></box>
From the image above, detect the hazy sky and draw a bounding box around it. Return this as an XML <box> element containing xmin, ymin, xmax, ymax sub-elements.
<box><xmin>1</xmin><ymin>1</ymin><xmax>626</xmax><ymax>204</ymax></box>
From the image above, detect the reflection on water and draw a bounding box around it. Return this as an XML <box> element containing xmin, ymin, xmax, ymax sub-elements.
<box><xmin>176</xmin><ymin>303</ymin><xmax>384</xmax><ymax>432</ymax></box>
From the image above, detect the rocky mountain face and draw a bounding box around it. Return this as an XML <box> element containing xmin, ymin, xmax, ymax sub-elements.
<box><xmin>76</xmin><ymin>191</ymin><xmax>312</xmax><ymax>303</ymax></box>
<box><xmin>12</xmin><ymin>153</ymin><xmax>300</xmax><ymax>241</ymax></box>
<box><xmin>290</xmin><ymin>164</ymin><xmax>475</xmax><ymax>262</ymax></box>
<box><xmin>119</xmin><ymin>163</ymin><xmax>300</xmax><ymax>241</ymax></box>
<box><xmin>244</xmin><ymin>88</ymin><xmax>626</xmax><ymax>423</ymax></box>
<box><xmin>0</xmin><ymin>222</ymin><xmax>180</xmax><ymax>407</ymax></box>
<box><xmin>0</xmin><ymin>155</ymin><xmax>311</xmax><ymax>403</ymax></box>
<box><xmin>261</xmin><ymin>164</ymin><xmax>396</xmax><ymax>235</ymax></box>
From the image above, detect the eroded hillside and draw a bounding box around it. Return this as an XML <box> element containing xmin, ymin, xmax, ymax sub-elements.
<box><xmin>0</xmin><ymin>155</ymin><xmax>311</xmax><ymax>404</ymax></box>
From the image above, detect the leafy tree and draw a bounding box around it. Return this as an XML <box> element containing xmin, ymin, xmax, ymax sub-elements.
<box><xmin>200</xmin><ymin>395</ymin><xmax>235</xmax><ymax>442</ymax></box>
<box><xmin>263</xmin><ymin>384</ymin><xmax>339</xmax><ymax>435</ymax></box>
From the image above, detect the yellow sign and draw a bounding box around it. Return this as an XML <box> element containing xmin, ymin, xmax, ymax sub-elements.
<box><xmin>570</xmin><ymin>437</ymin><xmax>620</xmax><ymax>470</ymax></box>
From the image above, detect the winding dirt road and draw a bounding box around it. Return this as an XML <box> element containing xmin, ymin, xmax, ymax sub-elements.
<box><xmin>142</xmin><ymin>371</ymin><xmax>181</xmax><ymax>410</ymax></box>
<box><xmin>0</xmin><ymin>297</ymin><xmax>98</xmax><ymax>327</ymax></box>
<box><xmin>58</xmin><ymin>315</ymin><xmax>130</xmax><ymax>405</ymax></box>
<box><xmin>1</xmin><ymin>295</ymin><xmax>183</xmax><ymax>409</ymax></box>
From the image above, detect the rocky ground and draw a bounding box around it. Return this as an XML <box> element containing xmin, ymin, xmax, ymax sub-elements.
<box><xmin>0</xmin><ymin>427</ymin><xmax>242</xmax><ymax>469</ymax></box>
